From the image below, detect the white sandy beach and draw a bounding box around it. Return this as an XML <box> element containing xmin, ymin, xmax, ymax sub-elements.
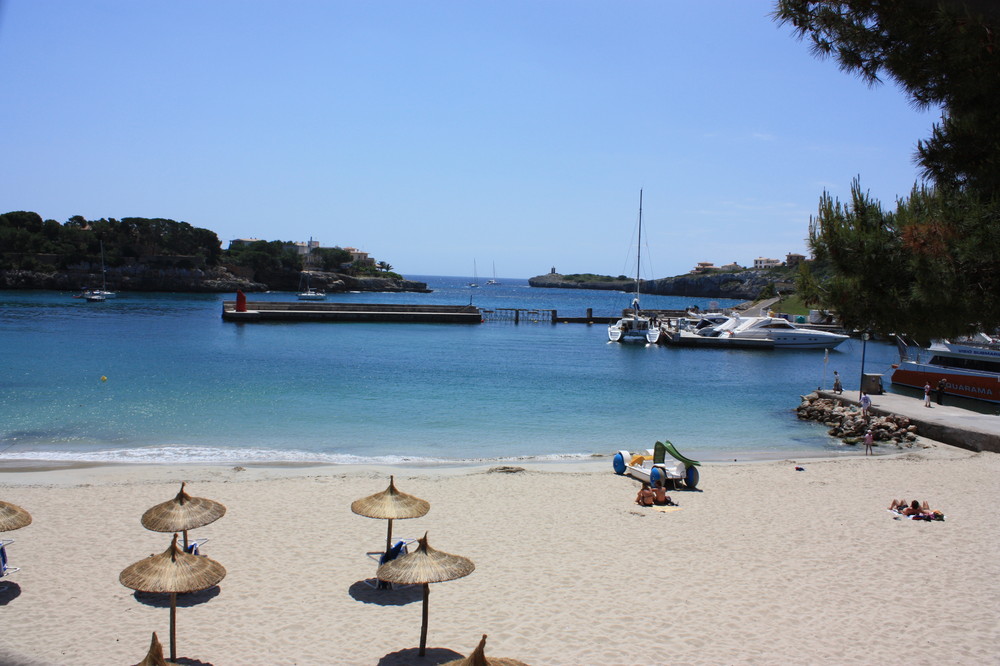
<box><xmin>0</xmin><ymin>446</ymin><xmax>998</xmax><ymax>665</ymax></box>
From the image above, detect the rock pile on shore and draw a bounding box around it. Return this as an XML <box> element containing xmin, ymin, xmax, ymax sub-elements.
<box><xmin>796</xmin><ymin>392</ymin><xmax>921</xmax><ymax>447</ymax></box>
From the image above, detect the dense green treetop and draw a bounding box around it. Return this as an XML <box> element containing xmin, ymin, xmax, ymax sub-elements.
<box><xmin>774</xmin><ymin>1</ymin><xmax>1000</xmax><ymax>338</ymax></box>
<box><xmin>0</xmin><ymin>211</ymin><xmax>222</xmax><ymax>269</ymax></box>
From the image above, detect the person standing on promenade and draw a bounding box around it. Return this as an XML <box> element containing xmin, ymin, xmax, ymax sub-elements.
<box><xmin>864</xmin><ymin>430</ymin><xmax>874</xmax><ymax>456</ymax></box>
<box><xmin>833</xmin><ymin>371</ymin><xmax>843</xmax><ymax>394</ymax></box>
<box><xmin>924</xmin><ymin>382</ymin><xmax>932</xmax><ymax>407</ymax></box>
<box><xmin>860</xmin><ymin>392</ymin><xmax>872</xmax><ymax>420</ymax></box>
<box><xmin>937</xmin><ymin>378</ymin><xmax>946</xmax><ymax>405</ymax></box>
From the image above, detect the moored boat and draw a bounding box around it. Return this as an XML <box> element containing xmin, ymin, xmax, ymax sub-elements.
<box><xmin>891</xmin><ymin>334</ymin><xmax>1000</xmax><ymax>403</ymax></box>
<box><xmin>674</xmin><ymin>315</ymin><xmax>848</xmax><ymax>350</ymax></box>
<box><xmin>608</xmin><ymin>190</ymin><xmax>661</xmax><ymax>344</ymax></box>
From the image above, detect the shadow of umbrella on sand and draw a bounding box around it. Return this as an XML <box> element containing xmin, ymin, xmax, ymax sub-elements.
<box><xmin>351</xmin><ymin>476</ymin><xmax>430</xmax><ymax>554</ymax></box>
<box><xmin>377</xmin><ymin>532</ymin><xmax>475</xmax><ymax>657</ymax></box>
<box><xmin>120</xmin><ymin>534</ymin><xmax>226</xmax><ymax>664</ymax></box>
<box><xmin>141</xmin><ymin>483</ymin><xmax>226</xmax><ymax>552</ymax></box>
<box><xmin>441</xmin><ymin>634</ymin><xmax>529</xmax><ymax>666</ymax></box>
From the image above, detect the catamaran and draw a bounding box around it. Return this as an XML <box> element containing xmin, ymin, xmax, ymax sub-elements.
<box><xmin>608</xmin><ymin>190</ymin><xmax>661</xmax><ymax>344</ymax></box>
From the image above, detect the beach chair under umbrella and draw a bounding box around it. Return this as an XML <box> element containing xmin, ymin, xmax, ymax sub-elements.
<box><xmin>351</xmin><ymin>475</ymin><xmax>430</xmax><ymax>554</ymax></box>
<box><xmin>377</xmin><ymin>532</ymin><xmax>475</xmax><ymax>657</ymax></box>
<box><xmin>120</xmin><ymin>534</ymin><xmax>226</xmax><ymax>663</ymax></box>
<box><xmin>141</xmin><ymin>482</ymin><xmax>226</xmax><ymax>551</ymax></box>
<box><xmin>441</xmin><ymin>634</ymin><xmax>530</xmax><ymax>666</ymax></box>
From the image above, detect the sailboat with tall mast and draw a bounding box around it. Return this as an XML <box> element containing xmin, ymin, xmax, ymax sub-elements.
<box><xmin>82</xmin><ymin>240</ymin><xmax>116</xmax><ymax>301</ymax></box>
<box><xmin>608</xmin><ymin>190</ymin><xmax>661</xmax><ymax>343</ymax></box>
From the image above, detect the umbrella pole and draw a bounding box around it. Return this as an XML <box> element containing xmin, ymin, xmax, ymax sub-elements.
<box><xmin>385</xmin><ymin>518</ymin><xmax>393</xmax><ymax>555</ymax></box>
<box><xmin>419</xmin><ymin>583</ymin><xmax>429</xmax><ymax>656</ymax></box>
<box><xmin>169</xmin><ymin>591</ymin><xmax>177</xmax><ymax>662</ymax></box>
<box><xmin>182</xmin><ymin>529</ymin><xmax>189</xmax><ymax>552</ymax></box>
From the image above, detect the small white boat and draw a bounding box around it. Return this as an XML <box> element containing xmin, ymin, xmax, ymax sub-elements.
<box><xmin>83</xmin><ymin>290</ymin><xmax>106</xmax><ymax>302</ymax></box>
<box><xmin>297</xmin><ymin>289</ymin><xmax>326</xmax><ymax>301</ymax></box>
<box><xmin>297</xmin><ymin>274</ymin><xmax>326</xmax><ymax>301</ymax></box>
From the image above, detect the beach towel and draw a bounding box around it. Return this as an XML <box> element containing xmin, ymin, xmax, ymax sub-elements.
<box><xmin>186</xmin><ymin>542</ymin><xmax>200</xmax><ymax>556</ymax></box>
<box><xmin>888</xmin><ymin>509</ymin><xmax>945</xmax><ymax>521</ymax></box>
<box><xmin>0</xmin><ymin>545</ymin><xmax>6</xmax><ymax>572</ymax></box>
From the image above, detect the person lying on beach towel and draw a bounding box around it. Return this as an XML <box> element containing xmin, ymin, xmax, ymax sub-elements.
<box><xmin>889</xmin><ymin>499</ymin><xmax>944</xmax><ymax>520</ymax></box>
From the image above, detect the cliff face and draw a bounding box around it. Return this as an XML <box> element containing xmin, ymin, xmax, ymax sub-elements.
<box><xmin>529</xmin><ymin>270</ymin><xmax>791</xmax><ymax>300</ymax></box>
<box><xmin>0</xmin><ymin>266</ymin><xmax>429</xmax><ymax>293</ymax></box>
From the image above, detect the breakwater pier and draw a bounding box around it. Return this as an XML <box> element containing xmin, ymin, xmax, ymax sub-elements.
<box><xmin>222</xmin><ymin>301</ymin><xmax>482</xmax><ymax>323</ymax></box>
<box><xmin>816</xmin><ymin>389</ymin><xmax>1000</xmax><ymax>454</ymax></box>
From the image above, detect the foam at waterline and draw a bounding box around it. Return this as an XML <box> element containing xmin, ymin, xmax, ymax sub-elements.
<box><xmin>0</xmin><ymin>445</ymin><xmax>601</xmax><ymax>465</ymax></box>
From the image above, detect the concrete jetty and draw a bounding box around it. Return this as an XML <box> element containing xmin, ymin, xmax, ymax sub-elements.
<box><xmin>222</xmin><ymin>301</ymin><xmax>482</xmax><ymax>324</ymax></box>
<box><xmin>816</xmin><ymin>389</ymin><xmax>1000</xmax><ymax>454</ymax></box>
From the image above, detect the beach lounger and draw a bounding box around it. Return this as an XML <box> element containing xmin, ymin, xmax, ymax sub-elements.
<box><xmin>184</xmin><ymin>538</ymin><xmax>209</xmax><ymax>556</ymax></box>
<box><xmin>365</xmin><ymin>539</ymin><xmax>415</xmax><ymax>590</ymax></box>
<box><xmin>0</xmin><ymin>539</ymin><xmax>19</xmax><ymax>590</ymax></box>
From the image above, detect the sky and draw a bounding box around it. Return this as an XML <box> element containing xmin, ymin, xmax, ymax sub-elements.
<box><xmin>0</xmin><ymin>1</ymin><xmax>938</xmax><ymax>279</ymax></box>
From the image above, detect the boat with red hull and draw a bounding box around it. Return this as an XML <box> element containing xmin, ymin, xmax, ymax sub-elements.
<box><xmin>891</xmin><ymin>334</ymin><xmax>1000</xmax><ymax>403</ymax></box>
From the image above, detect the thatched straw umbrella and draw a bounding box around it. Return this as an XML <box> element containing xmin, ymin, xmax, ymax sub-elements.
<box><xmin>0</xmin><ymin>501</ymin><xmax>32</xmax><ymax>533</ymax></box>
<box><xmin>134</xmin><ymin>631</ymin><xmax>171</xmax><ymax>666</ymax></box>
<box><xmin>120</xmin><ymin>534</ymin><xmax>226</xmax><ymax>663</ymax></box>
<box><xmin>376</xmin><ymin>532</ymin><xmax>474</xmax><ymax>656</ymax></box>
<box><xmin>351</xmin><ymin>475</ymin><xmax>430</xmax><ymax>554</ymax></box>
<box><xmin>141</xmin><ymin>482</ymin><xmax>226</xmax><ymax>550</ymax></box>
<box><xmin>441</xmin><ymin>634</ymin><xmax>530</xmax><ymax>666</ymax></box>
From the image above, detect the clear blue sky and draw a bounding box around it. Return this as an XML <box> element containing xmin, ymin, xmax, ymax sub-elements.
<box><xmin>0</xmin><ymin>1</ymin><xmax>936</xmax><ymax>279</ymax></box>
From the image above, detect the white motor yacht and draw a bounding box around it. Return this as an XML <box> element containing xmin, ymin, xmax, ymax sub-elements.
<box><xmin>699</xmin><ymin>315</ymin><xmax>848</xmax><ymax>349</ymax></box>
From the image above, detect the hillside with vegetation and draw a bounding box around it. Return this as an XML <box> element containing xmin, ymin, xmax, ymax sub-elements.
<box><xmin>0</xmin><ymin>211</ymin><xmax>425</xmax><ymax>293</ymax></box>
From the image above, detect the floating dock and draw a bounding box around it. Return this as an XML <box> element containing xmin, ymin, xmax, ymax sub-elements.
<box><xmin>222</xmin><ymin>301</ymin><xmax>482</xmax><ymax>324</ymax></box>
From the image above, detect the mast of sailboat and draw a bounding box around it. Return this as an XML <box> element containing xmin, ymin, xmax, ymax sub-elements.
<box><xmin>635</xmin><ymin>189</ymin><xmax>643</xmax><ymax>309</ymax></box>
<box><xmin>100</xmin><ymin>240</ymin><xmax>107</xmax><ymax>291</ymax></box>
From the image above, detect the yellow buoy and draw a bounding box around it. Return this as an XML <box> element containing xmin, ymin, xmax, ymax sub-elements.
<box><xmin>100</xmin><ymin>376</ymin><xmax>107</xmax><ymax>382</ymax></box>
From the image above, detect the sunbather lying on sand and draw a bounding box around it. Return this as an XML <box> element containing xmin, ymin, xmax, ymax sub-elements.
<box><xmin>889</xmin><ymin>499</ymin><xmax>936</xmax><ymax>516</ymax></box>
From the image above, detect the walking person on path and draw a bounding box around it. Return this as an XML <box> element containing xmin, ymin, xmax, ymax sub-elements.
<box><xmin>937</xmin><ymin>378</ymin><xmax>946</xmax><ymax>405</ymax></box>
<box><xmin>833</xmin><ymin>371</ymin><xmax>843</xmax><ymax>394</ymax></box>
<box><xmin>860</xmin><ymin>392</ymin><xmax>872</xmax><ymax>420</ymax></box>
<box><xmin>924</xmin><ymin>382</ymin><xmax>932</xmax><ymax>407</ymax></box>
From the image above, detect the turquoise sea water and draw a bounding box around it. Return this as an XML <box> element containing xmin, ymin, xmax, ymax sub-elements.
<box><xmin>0</xmin><ymin>277</ymin><xmax>902</xmax><ymax>464</ymax></box>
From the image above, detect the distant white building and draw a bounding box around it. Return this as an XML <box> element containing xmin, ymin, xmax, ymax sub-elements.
<box><xmin>754</xmin><ymin>257</ymin><xmax>781</xmax><ymax>269</ymax></box>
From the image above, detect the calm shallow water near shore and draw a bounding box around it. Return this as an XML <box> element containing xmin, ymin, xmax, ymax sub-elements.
<box><xmin>0</xmin><ymin>277</ymin><xmax>903</xmax><ymax>465</ymax></box>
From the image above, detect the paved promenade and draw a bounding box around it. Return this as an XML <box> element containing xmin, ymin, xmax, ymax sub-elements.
<box><xmin>816</xmin><ymin>389</ymin><xmax>1000</xmax><ymax>454</ymax></box>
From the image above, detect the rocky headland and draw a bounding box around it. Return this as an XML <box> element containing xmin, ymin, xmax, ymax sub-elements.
<box><xmin>529</xmin><ymin>269</ymin><xmax>794</xmax><ymax>300</ymax></box>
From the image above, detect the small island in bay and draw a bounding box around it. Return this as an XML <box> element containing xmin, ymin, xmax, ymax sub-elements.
<box><xmin>529</xmin><ymin>260</ymin><xmax>804</xmax><ymax>301</ymax></box>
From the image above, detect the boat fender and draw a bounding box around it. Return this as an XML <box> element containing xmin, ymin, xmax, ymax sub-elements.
<box><xmin>612</xmin><ymin>451</ymin><xmax>630</xmax><ymax>475</ymax></box>
<box><xmin>685</xmin><ymin>465</ymin><xmax>700</xmax><ymax>489</ymax></box>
